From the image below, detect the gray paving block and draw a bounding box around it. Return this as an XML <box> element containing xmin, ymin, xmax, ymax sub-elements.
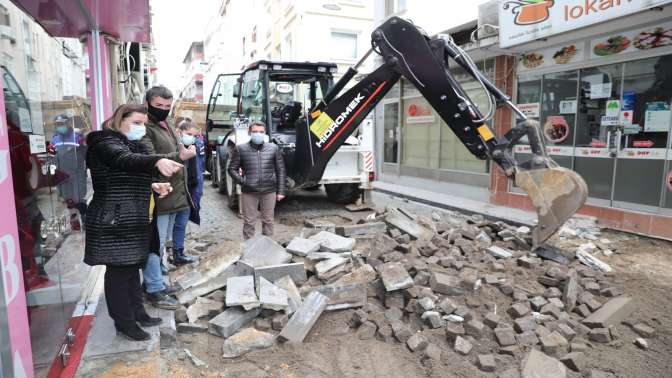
<box><xmin>286</xmin><ymin>237</ymin><xmax>321</xmax><ymax>256</ymax></box>
<box><xmin>522</xmin><ymin>349</ymin><xmax>566</xmax><ymax>378</ymax></box>
<box><xmin>335</xmin><ymin>222</ymin><xmax>387</xmax><ymax>237</ymax></box>
<box><xmin>208</xmin><ymin>307</ymin><xmax>261</xmax><ymax>338</ymax></box>
<box><xmin>308</xmin><ymin>231</ymin><xmax>356</xmax><ymax>252</ymax></box>
<box><xmin>384</xmin><ymin>209</ymin><xmax>432</xmax><ymax>241</ymax></box>
<box><xmin>278</xmin><ymin>291</ymin><xmax>329</xmax><ymax>343</ymax></box>
<box><xmin>242</xmin><ymin>235</ymin><xmax>292</xmax><ymax>267</ymax></box>
<box><xmin>222</xmin><ymin>328</ymin><xmax>274</xmax><ymax>358</ymax></box>
<box><xmin>274</xmin><ymin>275</ymin><xmax>302</xmax><ymax>314</ymax></box>
<box><xmin>254</xmin><ymin>262</ymin><xmax>307</xmax><ymax>285</ymax></box>
<box><xmin>430</xmin><ymin>271</ymin><xmax>464</xmax><ymax>296</ymax></box>
<box><xmin>258</xmin><ymin>277</ymin><xmax>288</xmax><ymax>311</ymax></box>
<box><xmin>380</xmin><ymin>262</ymin><xmax>414</xmax><ymax>291</ymax></box>
<box><xmin>334</xmin><ymin>264</ymin><xmax>377</xmax><ymax>285</ymax></box>
<box><xmin>315</xmin><ymin>257</ymin><xmax>348</xmax><ymax>279</ymax></box>
<box><xmin>486</xmin><ymin>245</ymin><xmax>513</xmax><ymax>259</ymax></box>
<box><xmin>225</xmin><ymin>275</ymin><xmax>259</xmax><ymax>310</ymax></box>
<box><xmin>312</xmin><ymin>282</ymin><xmax>367</xmax><ymax>310</ymax></box>
<box><xmin>186</xmin><ymin>297</ymin><xmax>223</xmax><ymax>323</ymax></box>
<box><xmin>582</xmin><ymin>297</ymin><xmax>635</xmax><ymax>329</ymax></box>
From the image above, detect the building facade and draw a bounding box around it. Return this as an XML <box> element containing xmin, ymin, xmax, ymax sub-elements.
<box><xmin>180</xmin><ymin>41</ymin><xmax>205</xmax><ymax>102</ymax></box>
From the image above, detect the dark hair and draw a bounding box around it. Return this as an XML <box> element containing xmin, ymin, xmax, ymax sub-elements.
<box><xmin>103</xmin><ymin>104</ymin><xmax>148</xmax><ymax>131</ymax></box>
<box><xmin>145</xmin><ymin>86</ymin><xmax>173</xmax><ymax>104</ymax></box>
<box><xmin>248</xmin><ymin>121</ymin><xmax>266</xmax><ymax>132</ymax></box>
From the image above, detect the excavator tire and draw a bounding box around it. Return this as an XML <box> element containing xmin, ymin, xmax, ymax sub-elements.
<box><xmin>216</xmin><ymin>151</ymin><xmax>228</xmax><ymax>194</ymax></box>
<box><xmin>325</xmin><ymin>183</ymin><xmax>361</xmax><ymax>205</ymax></box>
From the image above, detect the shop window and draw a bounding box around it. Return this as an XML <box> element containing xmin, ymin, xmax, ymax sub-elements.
<box><xmin>516</xmin><ymin>75</ymin><xmax>542</xmax><ymax>122</ymax></box>
<box><xmin>576</xmin><ymin>63</ymin><xmax>623</xmax><ymax>147</ymax></box>
<box><xmin>383</xmin><ymin>102</ymin><xmax>399</xmax><ymax>163</ymax></box>
<box><xmin>400</xmin><ymin>79</ymin><xmax>440</xmax><ymax>169</ymax></box>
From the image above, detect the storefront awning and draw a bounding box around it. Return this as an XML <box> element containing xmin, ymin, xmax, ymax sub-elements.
<box><xmin>10</xmin><ymin>0</ymin><xmax>150</xmax><ymax>42</ymax></box>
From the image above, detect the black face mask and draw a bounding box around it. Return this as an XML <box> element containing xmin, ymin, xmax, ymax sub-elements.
<box><xmin>148</xmin><ymin>104</ymin><xmax>170</xmax><ymax>122</ymax></box>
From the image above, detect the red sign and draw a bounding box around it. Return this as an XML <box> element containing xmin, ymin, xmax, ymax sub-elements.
<box><xmin>408</xmin><ymin>104</ymin><xmax>418</xmax><ymax>117</ymax></box>
<box><xmin>633</xmin><ymin>140</ymin><xmax>654</xmax><ymax>148</ymax></box>
<box><xmin>590</xmin><ymin>140</ymin><xmax>607</xmax><ymax>148</ymax></box>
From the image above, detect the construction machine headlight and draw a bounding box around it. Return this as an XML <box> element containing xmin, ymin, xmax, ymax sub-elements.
<box><xmin>272</xmin><ymin>64</ymin><xmax>282</xmax><ymax>70</ymax></box>
<box><xmin>259</xmin><ymin>64</ymin><xmax>268</xmax><ymax>70</ymax></box>
<box><xmin>330</xmin><ymin>67</ymin><xmax>338</xmax><ymax>73</ymax></box>
<box><xmin>317</xmin><ymin>66</ymin><xmax>327</xmax><ymax>73</ymax></box>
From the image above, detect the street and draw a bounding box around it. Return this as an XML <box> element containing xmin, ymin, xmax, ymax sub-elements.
<box><xmin>158</xmin><ymin>180</ymin><xmax>672</xmax><ymax>378</ymax></box>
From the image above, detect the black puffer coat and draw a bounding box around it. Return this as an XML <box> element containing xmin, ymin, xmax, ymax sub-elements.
<box><xmin>228</xmin><ymin>141</ymin><xmax>287</xmax><ymax>194</ymax></box>
<box><xmin>84</xmin><ymin>129</ymin><xmax>162</xmax><ymax>266</ymax></box>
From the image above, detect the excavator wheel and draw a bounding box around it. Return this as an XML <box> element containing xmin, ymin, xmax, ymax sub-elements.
<box><xmin>325</xmin><ymin>183</ymin><xmax>361</xmax><ymax>205</ymax></box>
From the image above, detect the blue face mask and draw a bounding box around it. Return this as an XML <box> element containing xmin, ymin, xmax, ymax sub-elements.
<box><xmin>250</xmin><ymin>132</ymin><xmax>265</xmax><ymax>145</ymax></box>
<box><xmin>181</xmin><ymin>134</ymin><xmax>196</xmax><ymax>146</ymax></box>
<box><xmin>125</xmin><ymin>123</ymin><xmax>146</xmax><ymax>141</ymax></box>
<box><xmin>56</xmin><ymin>125</ymin><xmax>69</xmax><ymax>135</ymax></box>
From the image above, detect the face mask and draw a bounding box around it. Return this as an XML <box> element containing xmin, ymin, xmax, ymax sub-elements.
<box><xmin>148</xmin><ymin>104</ymin><xmax>170</xmax><ymax>122</ymax></box>
<box><xmin>56</xmin><ymin>125</ymin><xmax>69</xmax><ymax>135</ymax></box>
<box><xmin>181</xmin><ymin>134</ymin><xmax>195</xmax><ymax>146</ymax></box>
<box><xmin>250</xmin><ymin>132</ymin><xmax>265</xmax><ymax>145</ymax></box>
<box><xmin>125</xmin><ymin>123</ymin><xmax>146</xmax><ymax>141</ymax></box>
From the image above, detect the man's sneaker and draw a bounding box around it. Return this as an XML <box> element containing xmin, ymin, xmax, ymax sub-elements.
<box><xmin>163</xmin><ymin>284</ymin><xmax>181</xmax><ymax>296</ymax></box>
<box><xmin>145</xmin><ymin>291</ymin><xmax>179</xmax><ymax>310</ymax></box>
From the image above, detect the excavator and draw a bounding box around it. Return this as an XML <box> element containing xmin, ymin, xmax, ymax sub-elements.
<box><xmin>215</xmin><ymin>16</ymin><xmax>589</xmax><ymax>248</ymax></box>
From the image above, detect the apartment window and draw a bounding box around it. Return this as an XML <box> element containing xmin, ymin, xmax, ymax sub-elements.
<box><xmin>0</xmin><ymin>5</ymin><xmax>10</xmax><ymax>26</ymax></box>
<box><xmin>330</xmin><ymin>31</ymin><xmax>357</xmax><ymax>60</ymax></box>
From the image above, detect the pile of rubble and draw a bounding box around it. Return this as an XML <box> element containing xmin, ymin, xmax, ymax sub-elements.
<box><xmin>168</xmin><ymin>207</ymin><xmax>651</xmax><ymax>377</ymax></box>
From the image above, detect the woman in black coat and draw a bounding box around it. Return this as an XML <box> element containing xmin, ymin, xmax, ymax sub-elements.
<box><xmin>85</xmin><ymin>103</ymin><xmax>182</xmax><ymax>341</ymax></box>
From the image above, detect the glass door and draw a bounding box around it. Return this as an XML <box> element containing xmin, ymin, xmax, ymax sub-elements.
<box><xmin>613</xmin><ymin>55</ymin><xmax>672</xmax><ymax>212</ymax></box>
<box><xmin>574</xmin><ymin>63</ymin><xmax>623</xmax><ymax>207</ymax></box>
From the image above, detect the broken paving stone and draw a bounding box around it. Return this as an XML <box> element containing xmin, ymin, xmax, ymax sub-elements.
<box><xmin>538</xmin><ymin>275</ymin><xmax>562</xmax><ymax>287</ymax></box>
<box><xmin>563</xmin><ymin>269</ymin><xmax>579</xmax><ymax>312</ymax></box>
<box><xmin>632</xmin><ymin>323</ymin><xmax>655</xmax><ymax>338</ymax></box>
<box><xmin>464</xmin><ymin>319</ymin><xmax>485</xmax><ymax>339</ymax></box>
<box><xmin>517</xmin><ymin>256</ymin><xmax>539</xmax><ymax>269</ymax></box>
<box><xmin>184</xmin><ymin>348</ymin><xmax>206</xmax><ymax>367</ymax></box>
<box><xmin>453</xmin><ymin>306</ymin><xmax>472</xmax><ymax>321</ymax></box>
<box><xmin>477</xmin><ymin>354</ymin><xmax>496</xmax><ymax>372</ymax></box>
<box><xmin>576</xmin><ymin>249</ymin><xmax>611</xmax><ymax>273</ymax></box>
<box><xmin>507</xmin><ymin>302</ymin><xmax>530</xmax><ymax>318</ymax></box>
<box><xmin>309</xmin><ymin>231</ymin><xmax>356</xmax><ymax>252</ymax></box>
<box><xmin>386</xmin><ymin>291</ymin><xmax>406</xmax><ymax>309</ymax></box>
<box><xmin>484</xmin><ymin>313</ymin><xmax>500</xmax><ymax>328</ymax></box>
<box><xmin>177</xmin><ymin>323</ymin><xmax>208</xmax><ymax>334</ymax></box>
<box><xmin>430</xmin><ymin>271</ymin><xmax>464</xmax><ymax>296</ymax></box>
<box><xmin>376</xmin><ymin>323</ymin><xmax>394</xmax><ymax>342</ymax></box>
<box><xmin>407</xmin><ymin>333</ymin><xmax>429</xmax><ymax>352</ymax></box>
<box><xmin>226</xmin><ymin>276</ymin><xmax>259</xmax><ymax>310</ymax></box>
<box><xmin>516</xmin><ymin>330</ymin><xmax>540</xmax><ymax>346</ymax></box>
<box><xmin>557</xmin><ymin>323</ymin><xmax>576</xmax><ymax>341</ymax></box>
<box><xmin>600</xmin><ymin>287</ymin><xmax>623</xmax><ymax>297</ymax></box>
<box><xmin>385</xmin><ymin>209</ymin><xmax>433</xmax><ymax>241</ymax></box>
<box><xmin>531</xmin><ymin>296</ymin><xmax>549</xmax><ymax>312</ymax></box>
<box><xmin>385</xmin><ymin>307</ymin><xmax>404</xmax><ymax>322</ymax></box>
<box><xmin>313</xmin><ymin>282</ymin><xmax>367</xmax><ymax>310</ymax></box>
<box><xmin>254</xmin><ymin>318</ymin><xmax>271</xmax><ymax>332</ymax></box>
<box><xmin>514</xmin><ymin>316</ymin><xmax>538</xmax><ymax>333</ymax></box>
<box><xmin>418</xmin><ymin>297</ymin><xmax>435</xmax><ymax>311</ymax></box>
<box><xmin>315</xmin><ymin>257</ymin><xmax>349</xmax><ymax>279</ymax></box>
<box><xmin>278</xmin><ymin>291</ymin><xmax>329</xmax><ymax>343</ymax></box>
<box><xmin>570</xmin><ymin>342</ymin><xmax>588</xmax><ymax>352</ymax></box>
<box><xmin>421</xmin><ymin>311</ymin><xmax>443</xmax><ymax>329</ymax></box>
<box><xmin>186</xmin><ymin>297</ymin><xmax>223</xmax><ymax>323</ymax></box>
<box><xmin>222</xmin><ymin>328</ymin><xmax>275</xmax><ymax>358</ymax></box>
<box><xmin>437</xmin><ymin>298</ymin><xmax>457</xmax><ymax>315</ymax></box>
<box><xmin>585</xmin><ymin>298</ymin><xmax>602</xmax><ymax>312</ymax></box>
<box><xmin>413</xmin><ymin>271</ymin><xmax>431</xmax><ymax>286</ymax></box>
<box><xmin>494</xmin><ymin>327</ymin><xmax>517</xmax><ymax>346</ymax></box>
<box><xmin>259</xmin><ymin>277</ymin><xmax>288</xmax><ymax>311</ymax></box>
<box><xmin>487</xmin><ymin>245</ymin><xmax>513</xmax><ymax>259</ymax></box>
<box><xmin>541</xmin><ymin>331</ymin><xmax>569</xmax><ymax>356</ymax></box>
<box><xmin>208</xmin><ymin>307</ymin><xmax>261</xmax><ymax>338</ymax></box>
<box><xmin>286</xmin><ymin>237</ymin><xmax>321</xmax><ymax>256</ymax></box>
<box><xmin>573</xmin><ymin>304</ymin><xmax>592</xmax><ymax>319</ymax></box>
<box><xmin>242</xmin><ymin>235</ymin><xmax>292</xmax><ymax>268</ymax></box>
<box><xmin>357</xmin><ymin>321</ymin><xmax>377</xmax><ymax>340</ymax></box>
<box><xmin>522</xmin><ymin>349</ymin><xmax>566</xmax><ymax>378</ymax></box>
<box><xmin>634</xmin><ymin>337</ymin><xmax>649</xmax><ymax>350</ymax></box>
<box><xmin>560</xmin><ymin>352</ymin><xmax>585</xmax><ymax>372</ymax></box>
<box><xmin>254</xmin><ymin>263</ymin><xmax>307</xmax><ymax>286</ymax></box>
<box><xmin>499</xmin><ymin>346</ymin><xmax>519</xmax><ymax>357</ymax></box>
<box><xmin>499</xmin><ymin>368</ymin><xmax>520</xmax><ymax>378</ymax></box>
<box><xmin>335</xmin><ymin>222</ymin><xmax>387</xmax><ymax>237</ymax></box>
<box><xmin>380</xmin><ymin>262</ymin><xmax>414</xmax><ymax>291</ymax></box>
<box><xmin>445</xmin><ymin>323</ymin><xmax>465</xmax><ymax>341</ymax></box>
<box><xmin>548</xmin><ymin>297</ymin><xmax>566</xmax><ymax>310</ymax></box>
<box><xmin>388</xmin><ymin>322</ymin><xmax>411</xmax><ymax>343</ymax></box>
<box><xmin>582</xmin><ymin>297</ymin><xmax>635</xmax><ymax>329</ymax></box>
<box><xmin>335</xmin><ymin>264</ymin><xmax>377</xmax><ymax>285</ymax></box>
<box><xmin>588</xmin><ymin>328</ymin><xmax>612</xmax><ymax>343</ymax></box>
<box><xmin>544</xmin><ymin>287</ymin><xmax>563</xmax><ymax>299</ymax></box>
<box><xmin>453</xmin><ymin>336</ymin><xmax>473</xmax><ymax>355</ymax></box>
<box><xmin>274</xmin><ymin>275</ymin><xmax>302</xmax><ymax>314</ymax></box>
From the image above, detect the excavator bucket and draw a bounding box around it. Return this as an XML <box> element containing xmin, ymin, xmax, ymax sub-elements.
<box><xmin>515</xmin><ymin>166</ymin><xmax>588</xmax><ymax>249</ymax></box>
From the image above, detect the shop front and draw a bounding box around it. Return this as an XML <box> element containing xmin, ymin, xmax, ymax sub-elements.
<box><xmin>494</xmin><ymin>0</ymin><xmax>672</xmax><ymax>238</ymax></box>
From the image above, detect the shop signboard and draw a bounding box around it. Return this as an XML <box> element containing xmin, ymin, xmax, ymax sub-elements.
<box><xmin>633</xmin><ymin>140</ymin><xmax>654</xmax><ymax>148</ymax></box>
<box><xmin>499</xmin><ymin>0</ymin><xmax>672</xmax><ymax>48</ymax></box>
<box><xmin>559</xmin><ymin>100</ymin><xmax>577</xmax><ymax>114</ymax></box>
<box><xmin>600</xmin><ymin>115</ymin><xmax>620</xmax><ymax>126</ymax></box>
<box><xmin>517</xmin><ymin>102</ymin><xmax>540</xmax><ymax>117</ymax></box>
<box><xmin>28</xmin><ymin>135</ymin><xmax>46</xmax><ymax>154</ymax></box>
<box><xmin>590</xmin><ymin>82</ymin><xmax>612</xmax><ymax>99</ymax></box>
<box><xmin>606</xmin><ymin>100</ymin><xmax>620</xmax><ymax>118</ymax></box>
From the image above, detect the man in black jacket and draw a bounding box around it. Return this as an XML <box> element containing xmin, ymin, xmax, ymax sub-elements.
<box><xmin>228</xmin><ymin>121</ymin><xmax>286</xmax><ymax>239</ymax></box>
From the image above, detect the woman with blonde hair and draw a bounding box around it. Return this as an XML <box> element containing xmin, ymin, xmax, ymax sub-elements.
<box><xmin>85</xmin><ymin>103</ymin><xmax>182</xmax><ymax>341</ymax></box>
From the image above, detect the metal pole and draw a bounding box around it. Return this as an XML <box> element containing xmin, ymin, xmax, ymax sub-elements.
<box><xmin>90</xmin><ymin>29</ymin><xmax>106</xmax><ymax>130</ymax></box>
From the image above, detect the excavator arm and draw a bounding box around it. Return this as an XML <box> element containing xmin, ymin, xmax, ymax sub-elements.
<box><xmin>294</xmin><ymin>16</ymin><xmax>588</xmax><ymax>248</ymax></box>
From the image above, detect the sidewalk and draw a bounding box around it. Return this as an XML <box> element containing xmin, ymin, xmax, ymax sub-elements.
<box><xmin>372</xmin><ymin>181</ymin><xmax>537</xmax><ymax>227</ymax></box>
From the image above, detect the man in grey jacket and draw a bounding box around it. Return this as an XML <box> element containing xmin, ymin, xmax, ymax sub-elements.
<box><xmin>228</xmin><ymin>121</ymin><xmax>286</xmax><ymax>239</ymax></box>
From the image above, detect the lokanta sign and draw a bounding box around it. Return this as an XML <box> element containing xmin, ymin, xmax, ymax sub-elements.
<box><xmin>499</xmin><ymin>0</ymin><xmax>672</xmax><ymax>48</ymax></box>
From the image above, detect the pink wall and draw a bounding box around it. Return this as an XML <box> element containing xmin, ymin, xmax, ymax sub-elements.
<box><xmin>0</xmin><ymin>72</ymin><xmax>35</xmax><ymax>378</ymax></box>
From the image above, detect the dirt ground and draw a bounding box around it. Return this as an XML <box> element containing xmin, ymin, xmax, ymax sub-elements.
<box><xmin>163</xmin><ymin>184</ymin><xmax>672</xmax><ymax>378</ymax></box>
